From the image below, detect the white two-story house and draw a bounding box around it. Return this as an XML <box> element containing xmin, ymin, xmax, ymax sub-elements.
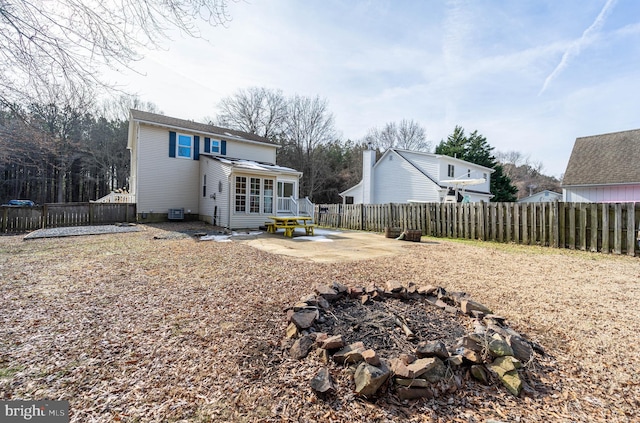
<box><xmin>340</xmin><ymin>148</ymin><xmax>494</xmax><ymax>204</ymax></box>
<box><xmin>127</xmin><ymin>110</ymin><xmax>312</xmax><ymax>228</ymax></box>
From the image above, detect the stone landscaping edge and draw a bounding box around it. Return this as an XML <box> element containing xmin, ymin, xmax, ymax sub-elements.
<box><xmin>284</xmin><ymin>281</ymin><xmax>545</xmax><ymax>401</ymax></box>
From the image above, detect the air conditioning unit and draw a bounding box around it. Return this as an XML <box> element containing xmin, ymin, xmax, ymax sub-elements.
<box><xmin>168</xmin><ymin>208</ymin><xmax>184</xmax><ymax>220</ymax></box>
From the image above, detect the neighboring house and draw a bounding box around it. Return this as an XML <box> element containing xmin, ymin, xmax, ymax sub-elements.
<box><xmin>562</xmin><ymin>129</ymin><xmax>640</xmax><ymax>203</ymax></box>
<box><xmin>517</xmin><ymin>190</ymin><xmax>562</xmax><ymax>203</ymax></box>
<box><xmin>340</xmin><ymin>148</ymin><xmax>494</xmax><ymax>204</ymax></box>
<box><xmin>127</xmin><ymin>109</ymin><xmax>312</xmax><ymax>228</ymax></box>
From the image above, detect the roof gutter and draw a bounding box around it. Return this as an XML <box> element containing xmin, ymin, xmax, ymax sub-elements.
<box><xmin>561</xmin><ymin>181</ymin><xmax>640</xmax><ymax>188</ymax></box>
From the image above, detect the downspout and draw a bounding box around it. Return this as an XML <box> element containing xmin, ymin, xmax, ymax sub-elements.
<box><xmin>227</xmin><ymin>175</ymin><xmax>232</xmax><ymax>229</ymax></box>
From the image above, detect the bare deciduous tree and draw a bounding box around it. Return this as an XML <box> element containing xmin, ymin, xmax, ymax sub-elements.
<box><xmin>0</xmin><ymin>0</ymin><xmax>230</xmax><ymax>107</ymax></box>
<box><xmin>365</xmin><ymin>119</ymin><xmax>431</xmax><ymax>152</ymax></box>
<box><xmin>215</xmin><ymin>87</ymin><xmax>287</xmax><ymax>139</ymax></box>
<box><xmin>281</xmin><ymin>95</ymin><xmax>336</xmax><ymax>200</ymax></box>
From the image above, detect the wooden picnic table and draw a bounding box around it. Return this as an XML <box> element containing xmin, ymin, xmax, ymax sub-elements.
<box><xmin>266</xmin><ymin>216</ymin><xmax>316</xmax><ymax>237</ymax></box>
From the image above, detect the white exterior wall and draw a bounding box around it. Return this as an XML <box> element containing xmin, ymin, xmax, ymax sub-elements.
<box><xmin>362</xmin><ymin>150</ymin><xmax>376</xmax><ymax>203</ymax></box>
<box><xmin>373</xmin><ymin>152</ymin><xmax>441</xmax><ymax>203</ymax></box>
<box><xmin>199</xmin><ymin>158</ymin><xmax>232</xmax><ymax>227</ymax></box>
<box><xmin>225</xmin><ymin>140</ymin><xmax>276</xmax><ymax>163</ymax></box>
<box><xmin>399</xmin><ymin>152</ymin><xmax>439</xmax><ymax>182</ymax></box>
<box><xmin>563</xmin><ymin>184</ymin><xmax>640</xmax><ymax>203</ymax></box>
<box><xmin>132</xmin><ymin>121</ymin><xmax>281</xmax><ymax>219</ymax></box>
<box><xmin>437</xmin><ymin>158</ymin><xmax>492</xmax><ymax>194</ymax></box>
<box><xmin>127</xmin><ymin>121</ymin><xmax>139</xmax><ymax>195</ymax></box>
<box><xmin>518</xmin><ymin>191</ymin><xmax>562</xmax><ymax>203</ymax></box>
<box><xmin>341</xmin><ymin>183</ymin><xmax>363</xmax><ymax>204</ymax></box>
<box><xmin>136</xmin><ymin>125</ymin><xmax>200</xmax><ymax>214</ymax></box>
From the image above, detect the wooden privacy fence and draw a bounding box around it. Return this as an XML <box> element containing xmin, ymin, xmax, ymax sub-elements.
<box><xmin>315</xmin><ymin>202</ymin><xmax>640</xmax><ymax>256</ymax></box>
<box><xmin>1</xmin><ymin>203</ymin><xmax>136</xmax><ymax>234</ymax></box>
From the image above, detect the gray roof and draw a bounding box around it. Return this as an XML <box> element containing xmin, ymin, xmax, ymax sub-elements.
<box><xmin>563</xmin><ymin>129</ymin><xmax>640</xmax><ymax>186</ymax></box>
<box><xmin>129</xmin><ymin>109</ymin><xmax>277</xmax><ymax>146</ymax></box>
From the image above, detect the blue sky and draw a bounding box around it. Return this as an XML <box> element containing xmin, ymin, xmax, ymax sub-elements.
<box><xmin>108</xmin><ymin>0</ymin><xmax>640</xmax><ymax>177</ymax></box>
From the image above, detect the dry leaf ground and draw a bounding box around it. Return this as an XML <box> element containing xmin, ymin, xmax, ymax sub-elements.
<box><xmin>1</xmin><ymin>222</ymin><xmax>639</xmax><ymax>422</ymax></box>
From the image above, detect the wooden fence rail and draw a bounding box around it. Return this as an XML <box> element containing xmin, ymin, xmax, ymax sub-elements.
<box><xmin>315</xmin><ymin>202</ymin><xmax>640</xmax><ymax>256</ymax></box>
<box><xmin>1</xmin><ymin>203</ymin><xmax>136</xmax><ymax>234</ymax></box>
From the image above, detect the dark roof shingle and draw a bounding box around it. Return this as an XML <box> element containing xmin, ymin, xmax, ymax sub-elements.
<box><xmin>129</xmin><ymin>109</ymin><xmax>277</xmax><ymax>145</ymax></box>
<box><xmin>562</xmin><ymin>129</ymin><xmax>640</xmax><ymax>186</ymax></box>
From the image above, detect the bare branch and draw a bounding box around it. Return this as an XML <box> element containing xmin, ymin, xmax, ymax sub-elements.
<box><xmin>0</xmin><ymin>0</ymin><xmax>231</xmax><ymax>106</ymax></box>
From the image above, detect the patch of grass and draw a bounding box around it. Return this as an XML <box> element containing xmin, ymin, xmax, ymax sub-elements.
<box><xmin>0</xmin><ymin>366</ymin><xmax>24</xmax><ymax>378</ymax></box>
<box><xmin>426</xmin><ymin>236</ymin><xmax>634</xmax><ymax>261</ymax></box>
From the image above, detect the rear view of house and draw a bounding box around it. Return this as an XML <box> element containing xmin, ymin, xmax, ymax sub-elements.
<box><xmin>562</xmin><ymin>129</ymin><xmax>640</xmax><ymax>203</ymax></box>
<box><xmin>127</xmin><ymin>110</ymin><xmax>312</xmax><ymax>228</ymax></box>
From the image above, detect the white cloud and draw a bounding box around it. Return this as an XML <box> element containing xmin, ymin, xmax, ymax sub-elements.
<box><xmin>100</xmin><ymin>0</ymin><xmax>640</xmax><ymax>178</ymax></box>
<box><xmin>539</xmin><ymin>0</ymin><xmax>618</xmax><ymax>95</ymax></box>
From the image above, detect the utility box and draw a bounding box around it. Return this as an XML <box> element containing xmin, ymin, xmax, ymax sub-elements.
<box><xmin>168</xmin><ymin>208</ymin><xmax>184</xmax><ymax>220</ymax></box>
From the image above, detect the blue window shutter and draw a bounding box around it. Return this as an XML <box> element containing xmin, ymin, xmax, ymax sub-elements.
<box><xmin>169</xmin><ymin>131</ymin><xmax>176</xmax><ymax>157</ymax></box>
<box><xmin>193</xmin><ymin>135</ymin><xmax>200</xmax><ymax>160</ymax></box>
<box><xmin>204</xmin><ymin>137</ymin><xmax>210</xmax><ymax>153</ymax></box>
<box><xmin>221</xmin><ymin>140</ymin><xmax>227</xmax><ymax>155</ymax></box>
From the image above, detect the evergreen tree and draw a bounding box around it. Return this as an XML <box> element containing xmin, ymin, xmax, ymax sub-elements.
<box><xmin>436</xmin><ymin>126</ymin><xmax>518</xmax><ymax>202</ymax></box>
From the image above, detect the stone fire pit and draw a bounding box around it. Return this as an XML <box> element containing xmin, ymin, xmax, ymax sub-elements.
<box><xmin>284</xmin><ymin>281</ymin><xmax>544</xmax><ymax>400</ymax></box>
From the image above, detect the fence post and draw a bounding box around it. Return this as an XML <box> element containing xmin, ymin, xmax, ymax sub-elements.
<box><xmin>89</xmin><ymin>203</ymin><xmax>95</xmax><ymax>225</ymax></box>
<box><xmin>590</xmin><ymin>203</ymin><xmax>598</xmax><ymax>252</ymax></box>
<box><xmin>614</xmin><ymin>203</ymin><xmax>622</xmax><ymax>254</ymax></box>
<box><xmin>626</xmin><ymin>202</ymin><xmax>635</xmax><ymax>257</ymax></box>
<box><xmin>551</xmin><ymin>201</ymin><xmax>559</xmax><ymax>248</ymax></box>
<box><xmin>602</xmin><ymin>203</ymin><xmax>610</xmax><ymax>254</ymax></box>
<box><xmin>612</xmin><ymin>204</ymin><xmax>620</xmax><ymax>253</ymax></box>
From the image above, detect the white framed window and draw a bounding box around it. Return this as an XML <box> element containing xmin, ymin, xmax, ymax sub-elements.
<box><xmin>235</xmin><ymin>177</ymin><xmax>276</xmax><ymax>214</ymax></box>
<box><xmin>235</xmin><ymin>177</ymin><xmax>247</xmax><ymax>212</ymax></box>
<box><xmin>263</xmin><ymin>179</ymin><xmax>274</xmax><ymax>214</ymax></box>
<box><xmin>249</xmin><ymin>178</ymin><xmax>261</xmax><ymax>213</ymax></box>
<box><xmin>447</xmin><ymin>164</ymin><xmax>455</xmax><ymax>177</ymax></box>
<box><xmin>203</xmin><ymin>174</ymin><xmax>207</xmax><ymax>198</ymax></box>
<box><xmin>177</xmin><ymin>134</ymin><xmax>192</xmax><ymax>158</ymax></box>
<box><xmin>278</xmin><ymin>181</ymin><xmax>294</xmax><ymax>198</ymax></box>
<box><xmin>211</xmin><ymin>139</ymin><xmax>220</xmax><ymax>153</ymax></box>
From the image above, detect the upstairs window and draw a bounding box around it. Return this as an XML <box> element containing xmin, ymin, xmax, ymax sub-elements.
<box><xmin>177</xmin><ymin>134</ymin><xmax>192</xmax><ymax>158</ymax></box>
<box><xmin>211</xmin><ymin>139</ymin><xmax>220</xmax><ymax>153</ymax></box>
<box><xmin>447</xmin><ymin>164</ymin><xmax>455</xmax><ymax>177</ymax></box>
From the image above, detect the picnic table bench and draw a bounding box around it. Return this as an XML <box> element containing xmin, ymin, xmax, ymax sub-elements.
<box><xmin>266</xmin><ymin>216</ymin><xmax>315</xmax><ymax>237</ymax></box>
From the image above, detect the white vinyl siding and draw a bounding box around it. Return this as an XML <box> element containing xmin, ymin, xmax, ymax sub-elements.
<box><xmin>136</xmin><ymin>125</ymin><xmax>199</xmax><ymax>214</ymax></box>
<box><xmin>374</xmin><ymin>152</ymin><xmax>441</xmax><ymax>203</ymax></box>
<box><xmin>226</xmin><ymin>141</ymin><xmax>276</xmax><ymax>164</ymax></box>
<box><xmin>563</xmin><ymin>184</ymin><xmax>640</xmax><ymax>203</ymax></box>
<box><xmin>199</xmin><ymin>157</ymin><xmax>231</xmax><ymax>226</ymax></box>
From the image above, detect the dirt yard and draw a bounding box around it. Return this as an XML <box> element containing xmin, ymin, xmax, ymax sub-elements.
<box><xmin>1</xmin><ymin>222</ymin><xmax>639</xmax><ymax>422</ymax></box>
